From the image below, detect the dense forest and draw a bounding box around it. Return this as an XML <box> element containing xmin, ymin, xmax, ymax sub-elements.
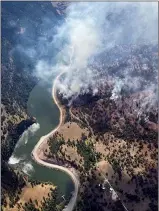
<box><xmin>1</xmin><ymin>160</ymin><xmax>26</xmax><ymax>209</ymax></box>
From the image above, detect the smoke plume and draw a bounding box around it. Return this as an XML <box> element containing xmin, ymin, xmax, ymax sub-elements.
<box><xmin>8</xmin><ymin>155</ymin><xmax>22</xmax><ymax>165</ymax></box>
<box><xmin>12</xmin><ymin>2</ymin><xmax>158</xmax><ymax>109</ymax></box>
<box><xmin>53</xmin><ymin>2</ymin><xmax>158</xmax><ymax>109</ymax></box>
<box><xmin>22</xmin><ymin>161</ymin><xmax>34</xmax><ymax>176</ymax></box>
<box><xmin>15</xmin><ymin>123</ymin><xmax>40</xmax><ymax>148</ymax></box>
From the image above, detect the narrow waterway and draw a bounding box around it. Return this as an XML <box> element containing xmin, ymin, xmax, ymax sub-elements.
<box><xmin>9</xmin><ymin>77</ymin><xmax>74</xmax><ymax>200</ymax></box>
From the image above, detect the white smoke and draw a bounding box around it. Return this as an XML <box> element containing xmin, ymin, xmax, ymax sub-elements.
<box><xmin>15</xmin><ymin>123</ymin><xmax>40</xmax><ymax>148</ymax></box>
<box><xmin>13</xmin><ymin>2</ymin><xmax>158</xmax><ymax>107</ymax></box>
<box><xmin>51</xmin><ymin>2</ymin><xmax>157</xmax><ymax>100</ymax></box>
<box><xmin>8</xmin><ymin>155</ymin><xmax>34</xmax><ymax>176</ymax></box>
<box><xmin>22</xmin><ymin>161</ymin><xmax>34</xmax><ymax>176</ymax></box>
<box><xmin>8</xmin><ymin>155</ymin><xmax>22</xmax><ymax>165</ymax></box>
<box><xmin>110</xmin><ymin>79</ymin><xmax>124</xmax><ymax>100</ymax></box>
<box><xmin>29</xmin><ymin>123</ymin><xmax>40</xmax><ymax>134</ymax></box>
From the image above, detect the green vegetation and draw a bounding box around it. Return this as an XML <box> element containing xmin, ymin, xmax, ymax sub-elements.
<box><xmin>48</xmin><ymin>136</ymin><xmax>65</xmax><ymax>155</ymax></box>
<box><xmin>41</xmin><ymin>188</ymin><xmax>64</xmax><ymax>211</ymax></box>
<box><xmin>1</xmin><ymin>160</ymin><xmax>26</xmax><ymax>209</ymax></box>
<box><xmin>76</xmin><ymin>140</ymin><xmax>101</xmax><ymax>171</ymax></box>
<box><xmin>1</xmin><ymin>2</ymin><xmax>38</xmax><ymax>207</ymax></box>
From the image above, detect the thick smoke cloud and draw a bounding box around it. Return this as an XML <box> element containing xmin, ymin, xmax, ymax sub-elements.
<box><xmin>51</xmin><ymin>2</ymin><xmax>157</xmax><ymax>97</ymax></box>
<box><xmin>52</xmin><ymin>2</ymin><xmax>158</xmax><ymax>103</ymax></box>
<box><xmin>13</xmin><ymin>2</ymin><xmax>158</xmax><ymax>108</ymax></box>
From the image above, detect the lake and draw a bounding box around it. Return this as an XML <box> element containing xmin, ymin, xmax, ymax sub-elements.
<box><xmin>9</xmin><ymin>76</ymin><xmax>74</xmax><ymax>200</ymax></box>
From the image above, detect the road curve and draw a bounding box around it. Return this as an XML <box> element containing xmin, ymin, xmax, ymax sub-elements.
<box><xmin>32</xmin><ymin>72</ymin><xmax>79</xmax><ymax>211</ymax></box>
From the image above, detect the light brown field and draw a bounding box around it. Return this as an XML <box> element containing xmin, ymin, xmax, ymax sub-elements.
<box><xmin>4</xmin><ymin>183</ymin><xmax>55</xmax><ymax>211</ymax></box>
<box><xmin>58</xmin><ymin>122</ymin><xmax>89</xmax><ymax>141</ymax></box>
<box><xmin>39</xmin><ymin>122</ymin><xmax>88</xmax><ymax>162</ymax></box>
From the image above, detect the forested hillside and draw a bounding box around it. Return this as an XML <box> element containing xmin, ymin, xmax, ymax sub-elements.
<box><xmin>1</xmin><ymin>2</ymin><xmax>62</xmax><ymax>208</ymax></box>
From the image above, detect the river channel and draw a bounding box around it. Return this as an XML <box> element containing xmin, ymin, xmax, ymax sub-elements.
<box><xmin>9</xmin><ymin>76</ymin><xmax>74</xmax><ymax>201</ymax></box>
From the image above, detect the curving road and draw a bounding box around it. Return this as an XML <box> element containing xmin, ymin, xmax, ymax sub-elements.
<box><xmin>32</xmin><ymin>72</ymin><xmax>79</xmax><ymax>211</ymax></box>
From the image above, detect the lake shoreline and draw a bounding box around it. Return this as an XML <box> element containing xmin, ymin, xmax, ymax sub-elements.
<box><xmin>32</xmin><ymin>72</ymin><xmax>79</xmax><ymax>211</ymax></box>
